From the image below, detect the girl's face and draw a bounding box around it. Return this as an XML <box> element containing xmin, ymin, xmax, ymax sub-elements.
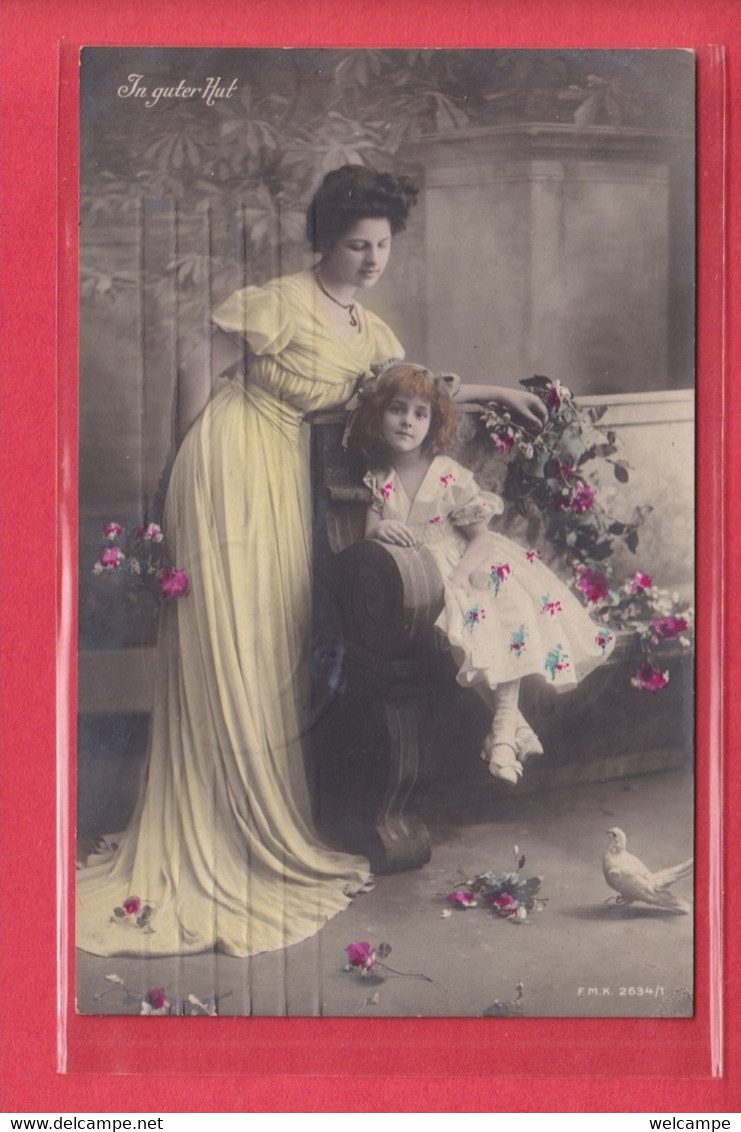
<box><xmin>381</xmin><ymin>391</ymin><xmax>432</xmax><ymax>456</ymax></box>
<box><xmin>320</xmin><ymin>217</ymin><xmax>392</xmax><ymax>292</ymax></box>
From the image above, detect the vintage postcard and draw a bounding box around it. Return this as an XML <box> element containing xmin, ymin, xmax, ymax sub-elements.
<box><xmin>75</xmin><ymin>47</ymin><xmax>695</xmax><ymax>1019</ymax></box>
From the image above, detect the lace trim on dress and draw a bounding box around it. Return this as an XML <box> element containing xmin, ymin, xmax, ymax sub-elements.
<box><xmin>450</xmin><ymin>499</ymin><xmax>500</xmax><ymax>527</ymax></box>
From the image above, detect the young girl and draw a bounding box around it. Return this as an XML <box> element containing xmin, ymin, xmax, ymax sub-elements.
<box><xmin>352</xmin><ymin>363</ymin><xmax>615</xmax><ymax>785</ymax></box>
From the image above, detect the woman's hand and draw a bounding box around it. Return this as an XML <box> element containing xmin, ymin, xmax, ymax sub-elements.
<box><xmin>489</xmin><ymin>386</ymin><xmax>548</xmax><ymax>431</ymax></box>
<box><xmin>372</xmin><ymin>519</ymin><xmax>416</xmax><ymax>548</ymax></box>
<box><xmin>455</xmin><ymin>382</ymin><xmax>548</xmax><ymax>432</ymax></box>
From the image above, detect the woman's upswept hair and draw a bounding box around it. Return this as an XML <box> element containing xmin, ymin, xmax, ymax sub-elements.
<box><xmin>306</xmin><ymin>165</ymin><xmax>419</xmax><ymax>252</ymax></box>
<box><xmin>351</xmin><ymin>363</ymin><xmax>458</xmax><ymax>467</ymax></box>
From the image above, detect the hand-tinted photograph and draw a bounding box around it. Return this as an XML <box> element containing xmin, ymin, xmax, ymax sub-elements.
<box><xmin>75</xmin><ymin>47</ymin><xmax>695</xmax><ymax>1018</ymax></box>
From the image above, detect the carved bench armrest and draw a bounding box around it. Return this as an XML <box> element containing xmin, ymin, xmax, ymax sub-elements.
<box><xmin>335</xmin><ymin>539</ymin><xmax>445</xmax><ymax>659</ymax></box>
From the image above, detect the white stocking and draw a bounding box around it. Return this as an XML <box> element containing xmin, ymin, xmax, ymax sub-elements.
<box><xmin>479</xmin><ymin>680</ymin><xmax>522</xmax><ymax>784</ymax></box>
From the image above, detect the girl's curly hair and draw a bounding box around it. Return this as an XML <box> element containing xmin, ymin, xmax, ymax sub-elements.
<box><xmin>350</xmin><ymin>363</ymin><xmax>458</xmax><ymax>468</ymax></box>
<box><xmin>306</xmin><ymin>165</ymin><xmax>419</xmax><ymax>252</ymax></box>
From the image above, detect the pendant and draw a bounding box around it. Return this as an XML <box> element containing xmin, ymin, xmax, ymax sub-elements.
<box><xmin>348</xmin><ymin>305</ymin><xmax>359</xmax><ymax>328</ymax></box>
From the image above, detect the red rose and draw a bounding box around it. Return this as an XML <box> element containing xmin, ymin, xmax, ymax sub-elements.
<box><xmin>158</xmin><ymin>568</ymin><xmax>190</xmax><ymax>598</ymax></box>
<box><xmin>446</xmin><ymin>891</ymin><xmax>477</xmax><ymax>908</ymax></box>
<box><xmin>575</xmin><ymin>565</ymin><xmax>610</xmax><ymax>605</ymax></box>
<box><xmin>630</xmin><ymin>665</ymin><xmax>669</xmax><ymax>693</ymax></box>
<box><xmin>569</xmin><ymin>480</ymin><xmax>595</xmax><ymax>514</ymax></box>
<box><xmin>145</xmin><ymin>987</ymin><xmax>167</xmax><ymax>1010</ymax></box>
<box><xmin>492</xmin><ymin>892</ymin><xmax>519</xmax><ymax>917</ymax></box>
<box><xmin>650</xmin><ymin>616</ymin><xmax>688</xmax><ymax>639</ymax></box>
<box><xmin>629</xmin><ymin>571</ymin><xmax>653</xmax><ymax>593</ymax></box>
<box><xmin>345</xmin><ymin>942</ymin><xmax>376</xmax><ymax>971</ymax></box>
<box><xmin>99</xmin><ymin>546</ymin><xmax>124</xmax><ymax>570</ymax></box>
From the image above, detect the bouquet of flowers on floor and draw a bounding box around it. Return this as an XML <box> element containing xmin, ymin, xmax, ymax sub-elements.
<box><xmin>92</xmin><ymin>520</ymin><xmax>189</xmax><ymax>601</ymax></box>
<box><xmin>445</xmin><ymin>846</ymin><xmax>546</xmax><ymax>923</ymax></box>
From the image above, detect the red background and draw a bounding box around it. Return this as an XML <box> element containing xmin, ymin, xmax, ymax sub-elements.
<box><xmin>1</xmin><ymin>0</ymin><xmax>739</xmax><ymax>1113</ymax></box>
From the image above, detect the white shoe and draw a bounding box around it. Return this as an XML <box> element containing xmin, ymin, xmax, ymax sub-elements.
<box><xmin>515</xmin><ymin>713</ymin><xmax>544</xmax><ymax>764</ymax></box>
<box><xmin>481</xmin><ymin>740</ymin><xmax>523</xmax><ymax>785</ymax></box>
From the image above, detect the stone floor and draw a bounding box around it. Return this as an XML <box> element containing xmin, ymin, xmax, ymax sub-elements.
<box><xmin>75</xmin><ymin>764</ymin><xmax>694</xmax><ymax>1020</ymax></box>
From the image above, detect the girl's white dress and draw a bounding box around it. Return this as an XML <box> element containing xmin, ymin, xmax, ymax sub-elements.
<box><xmin>364</xmin><ymin>455</ymin><xmax>615</xmax><ymax>690</ymax></box>
<box><xmin>76</xmin><ymin>271</ymin><xmax>402</xmax><ymax>958</ymax></box>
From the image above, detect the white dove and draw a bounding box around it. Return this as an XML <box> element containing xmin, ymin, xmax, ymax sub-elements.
<box><xmin>602</xmin><ymin>827</ymin><xmax>693</xmax><ymax>914</ymax></box>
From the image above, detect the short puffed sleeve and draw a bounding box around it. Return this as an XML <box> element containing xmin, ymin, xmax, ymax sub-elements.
<box><xmin>364</xmin><ymin>310</ymin><xmax>405</xmax><ymax>366</ymax></box>
<box><xmin>446</xmin><ymin>462</ymin><xmax>504</xmax><ymax>528</ymax></box>
<box><xmin>362</xmin><ymin>470</ymin><xmax>391</xmax><ymax>515</ymax></box>
<box><xmin>212</xmin><ymin>282</ymin><xmax>294</xmax><ymax>356</ymax></box>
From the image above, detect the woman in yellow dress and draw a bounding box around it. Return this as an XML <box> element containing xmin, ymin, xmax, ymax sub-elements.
<box><xmin>76</xmin><ymin>166</ymin><xmax>547</xmax><ymax>959</ymax></box>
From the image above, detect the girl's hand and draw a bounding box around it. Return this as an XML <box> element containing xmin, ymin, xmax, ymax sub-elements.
<box><xmin>372</xmin><ymin>520</ymin><xmax>416</xmax><ymax>548</ymax></box>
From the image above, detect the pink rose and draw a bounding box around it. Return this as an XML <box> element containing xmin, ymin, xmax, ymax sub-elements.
<box><xmin>134</xmin><ymin>522</ymin><xmax>164</xmax><ymax>542</ymax></box>
<box><xmin>122</xmin><ymin>896</ymin><xmax>142</xmax><ymax>915</ymax></box>
<box><xmin>491</xmin><ymin>892</ymin><xmax>519</xmax><ymax>917</ymax></box>
<box><xmin>629</xmin><ymin>571</ymin><xmax>653</xmax><ymax>593</ymax></box>
<box><xmin>345</xmin><ymin>942</ymin><xmax>377</xmax><ymax>971</ymax></box>
<box><xmin>99</xmin><ymin>546</ymin><xmax>124</xmax><ymax>570</ymax></box>
<box><xmin>145</xmin><ymin>523</ymin><xmax>164</xmax><ymax>542</ymax></box>
<box><xmin>158</xmin><ymin>568</ymin><xmax>189</xmax><ymax>598</ymax></box>
<box><xmin>446</xmin><ymin>891</ymin><xmax>477</xmax><ymax>908</ymax></box>
<box><xmin>544</xmin><ymin>381</ymin><xmax>570</xmax><ymax>413</ymax></box>
<box><xmin>103</xmin><ymin>522</ymin><xmax>123</xmax><ymax>540</ymax></box>
<box><xmin>544</xmin><ymin>385</ymin><xmax>561</xmax><ymax>411</ymax></box>
<box><xmin>494</xmin><ymin>432</ymin><xmax>516</xmax><ymax>454</ymax></box>
<box><xmin>630</xmin><ymin>664</ymin><xmax>669</xmax><ymax>693</ymax></box>
<box><xmin>575</xmin><ymin>565</ymin><xmax>610</xmax><ymax>605</ymax></box>
<box><xmin>569</xmin><ymin>481</ymin><xmax>595</xmax><ymax>514</ymax></box>
<box><xmin>650</xmin><ymin>616</ymin><xmax>688</xmax><ymax>639</ymax></box>
<box><xmin>145</xmin><ymin>987</ymin><xmax>167</xmax><ymax>1010</ymax></box>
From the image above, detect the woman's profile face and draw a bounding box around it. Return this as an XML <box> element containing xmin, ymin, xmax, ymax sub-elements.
<box><xmin>320</xmin><ymin>217</ymin><xmax>393</xmax><ymax>293</ymax></box>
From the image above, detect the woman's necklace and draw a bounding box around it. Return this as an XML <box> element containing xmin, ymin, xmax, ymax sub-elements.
<box><xmin>314</xmin><ymin>267</ymin><xmax>361</xmax><ymax>331</ymax></box>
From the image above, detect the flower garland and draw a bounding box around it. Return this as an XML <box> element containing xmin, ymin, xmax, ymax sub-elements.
<box><xmin>576</xmin><ymin>565</ymin><xmax>693</xmax><ymax>692</ymax></box>
<box><xmin>480</xmin><ymin>376</ymin><xmax>643</xmax><ymax>570</ymax></box>
<box><xmin>480</xmin><ymin>376</ymin><xmax>693</xmax><ymax>692</ymax></box>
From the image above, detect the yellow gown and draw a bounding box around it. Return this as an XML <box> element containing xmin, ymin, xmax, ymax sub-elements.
<box><xmin>76</xmin><ymin>270</ymin><xmax>403</xmax><ymax>957</ymax></box>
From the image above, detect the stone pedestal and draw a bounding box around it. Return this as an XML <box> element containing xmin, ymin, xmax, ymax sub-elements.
<box><xmin>377</xmin><ymin>125</ymin><xmax>693</xmax><ymax>397</ymax></box>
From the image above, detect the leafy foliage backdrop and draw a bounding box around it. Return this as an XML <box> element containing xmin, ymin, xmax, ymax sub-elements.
<box><xmin>80</xmin><ymin>48</ymin><xmax>693</xmax><ymax>327</ymax></box>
